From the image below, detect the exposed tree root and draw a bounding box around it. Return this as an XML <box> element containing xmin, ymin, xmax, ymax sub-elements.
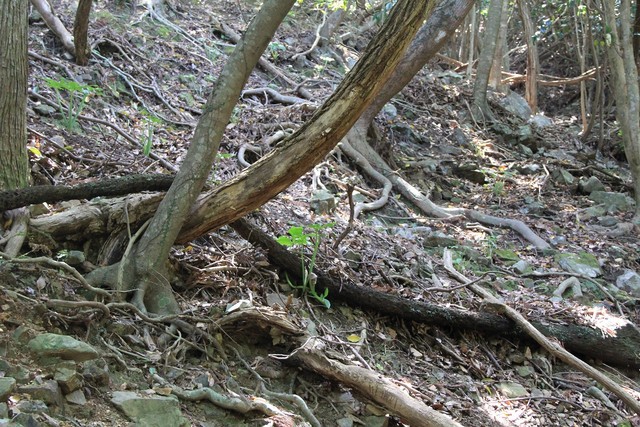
<box><xmin>343</xmin><ymin>126</ymin><xmax>551</xmax><ymax>250</ymax></box>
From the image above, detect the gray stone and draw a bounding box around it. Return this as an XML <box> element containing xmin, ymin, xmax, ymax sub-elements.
<box><xmin>33</xmin><ymin>104</ymin><xmax>56</xmax><ymax>116</ymax></box>
<box><xmin>556</xmin><ymin>252</ymin><xmax>602</xmax><ymax>277</ymax></box>
<box><xmin>82</xmin><ymin>360</ymin><xmax>110</xmax><ymax>387</ymax></box>
<box><xmin>453</xmin><ymin>163</ymin><xmax>486</xmax><ymax>184</ymax></box>
<box><xmin>579</xmin><ymin>205</ymin><xmax>607</xmax><ymax>220</ymax></box>
<box><xmin>15</xmin><ymin>399</ymin><xmax>48</xmax><ymax>414</ymax></box>
<box><xmin>615</xmin><ymin>270</ymin><xmax>640</xmax><ymax>298</ymax></box>
<box><xmin>65</xmin><ymin>389</ymin><xmax>87</xmax><ymax>405</ymax></box>
<box><xmin>337</xmin><ymin>417</ymin><xmax>354</xmax><ymax>427</ymax></box>
<box><xmin>310</xmin><ymin>189</ymin><xmax>336</xmax><ymax>214</ymax></box>
<box><xmin>517</xmin><ymin>164</ymin><xmax>541</xmax><ymax>175</ymax></box>
<box><xmin>497</xmin><ymin>382</ymin><xmax>528</xmax><ymax>398</ymax></box>
<box><xmin>27</xmin><ymin>333</ymin><xmax>99</xmax><ymax>362</ymax></box>
<box><xmin>65</xmin><ymin>250</ymin><xmax>85</xmax><ymax>266</ymax></box>
<box><xmin>516</xmin><ymin>125</ymin><xmax>536</xmax><ymax>146</ymax></box>
<box><xmin>520</xmin><ymin>200</ymin><xmax>544</xmax><ymax>216</ymax></box>
<box><xmin>54</xmin><ymin>363</ymin><xmax>83</xmax><ymax>393</ymax></box>
<box><xmin>517</xmin><ymin>144</ymin><xmax>534</xmax><ymax>157</ymax></box>
<box><xmin>551</xmin><ymin>168</ymin><xmax>575</xmax><ymax>185</ymax></box>
<box><xmin>497</xmin><ymin>90</ymin><xmax>532</xmax><ymax>121</ymax></box>
<box><xmin>111</xmin><ymin>391</ymin><xmax>189</xmax><ymax>427</ymax></box>
<box><xmin>0</xmin><ymin>403</ymin><xmax>7</xmax><ymax>418</ymax></box>
<box><xmin>512</xmin><ymin>260</ymin><xmax>530</xmax><ymax>275</ymax></box>
<box><xmin>381</xmin><ymin>103</ymin><xmax>397</xmax><ymax>120</ymax></box>
<box><xmin>578</xmin><ymin>176</ymin><xmax>606</xmax><ymax>194</ymax></box>
<box><xmin>516</xmin><ymin>365</ymin><xmax>535</xmax><ymax>378</ymax></box>
<box><xmin>529</xmin><ymin>114</ymin><xmax>553</xmax><ymax>128</ymax></box>
<box><xmin>589</xmin><ymin>191</ymin><xmax>635</xmax><ymax>213</ymax></box>
<box><xmin>598</xmin><ymin>216</ymin><xmax>618</xmax><ymax>227</ymax></box>
<box><xmin>18</xmin><ymin>380</ymin><xmax>63</xmax><ymax>406</ymax></box>
<box><xmin>0</xmin><ymin>378</ymin><xmax>16</xmax><ymax>401</ymax></box>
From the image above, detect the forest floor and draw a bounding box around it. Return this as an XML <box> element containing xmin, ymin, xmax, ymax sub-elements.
<box><xmin>1</xmin><ymin>1</ymin><xmax>639</xmax><ymax>426</ymax></box>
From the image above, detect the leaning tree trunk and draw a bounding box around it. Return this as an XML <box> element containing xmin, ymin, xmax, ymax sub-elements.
<box><xmin>175</xmin><ymin>0</ymin><xmax>438</xmax><ymax>244</ymax></box>
<box><xmin>0</xmin><ymin>0</ymin><xmax>29</xmax><ymax>258</ymax></box>
<box><xmin>87</xmin><ymin>0</ymin><xmax>298</xmax><ymax>315</ymax></box>
<box><xmin>89</xmin><ymin>0</ymin><xmax>436</xmax><ymax>315</ymax></box>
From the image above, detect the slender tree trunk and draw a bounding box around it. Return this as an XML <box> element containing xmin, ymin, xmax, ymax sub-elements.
<box><xmin>74</xmin><ymin>0</ymin><xmax>93</xmax><ymax>66</ymax></box>
<box><xmin>518</xmin><ymin>0</ymin><xmax>538</xmax><ymax>113</ymax></box>
<box><xmin>0</xmin><ymin>0</ymin><xmax>29</xmax><ymax>257</ymax></box>
<box><xmin>489</xmin><ymin>0</ymin><xmax>509</xmax><ymax>91</ymax></box>
<box><xmin>472</xmin><ymin>0</ymin><xmax>503</xmax><ymax>117</ymax></box>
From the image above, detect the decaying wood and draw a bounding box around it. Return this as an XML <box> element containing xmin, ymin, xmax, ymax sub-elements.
<box><xmin>230</xmin><ymin>218</ymin><xmax>640</xmax><ymax>369</ymax></box>
<box><xmin>0</xmin><ymin>174</ymin><xmax>174</xmax><ymax>212</ymax></box>
<box><xmin>217</xmin><ymin>307</ymin><xmax>463</xmax><ymax>427</ymax></box>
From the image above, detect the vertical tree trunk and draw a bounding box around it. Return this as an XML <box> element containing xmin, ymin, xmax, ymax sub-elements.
<box><xmin>518</xmin><ymin>0</ymin><xmax>538</xmax><ymax>113</ymax></box>
<box><xmin>74</xmin><ymin>0</ymin><xmax>93</xmax><ymax>66</ymax></box>
<box><xmin>0</xmin><ymin>0</ymin><xmax>29</xmax><ymax>257</ymax></box>
<box><xmin>472</xmin><ymin>0</ymin><xmax>503</xmax><ymax>117</ymax></box>
<box><xmin>604</xmin><ymin>0</ymin><xmax>640</xmax><ymax>220</ymax></box>
<box><xmin>489</xmin><ymin>0</ymin><xmax>509</xmax><ymax>91</ymax></box>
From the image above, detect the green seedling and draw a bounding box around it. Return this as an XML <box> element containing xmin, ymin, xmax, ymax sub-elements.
<box><xmin>277</xmin><ymin>222</ymin><xmax>334</xmax><ymax>308</ymax></box>
<box><xmin>45</xmin><ymin>77</ymin><xmax>102</xmax><ymax>132</ymax></box>
<box><xmin>139</xmin><ymin>109</ymin><xmax>163</xmax><ymax>156</ymax></box>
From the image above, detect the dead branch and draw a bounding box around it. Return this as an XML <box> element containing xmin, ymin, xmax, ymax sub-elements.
<box><xmin>29</xmin><ymin>0</ymin><xmax>75</xmax><ymax>55</ymax></box>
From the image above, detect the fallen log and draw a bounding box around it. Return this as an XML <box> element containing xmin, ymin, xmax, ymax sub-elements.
<box><xmin>0</xmin><ymin>174</ymin><xmax>174</xmax><ymax>212</ymax></box>
<box><xmin>230</xmin><ymin>218</ymin><xmax>640</xmax><ymax>369</ymax></box>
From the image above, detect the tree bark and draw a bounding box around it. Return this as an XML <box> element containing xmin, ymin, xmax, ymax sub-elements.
<box><xmin>73</xmin><ymin>0</ymin><xmax>93</xmax><ymax>66</ymax></box>
<box><xmin>518</xmin><ymin>0</ymin><xmax>538</xmax><ymax>113</ymax></box>
<box><xmin>604</xmin><ymin>0</ymin><xmax>640</xmax><ymax>221</ymax></box>
<box><xmin>472</xmin><ymin>0</ymin><xmax>503</xmax><ymax>117</ymax></box>
<box><xmin>0</xmin><ymin>0</ymin><xmax>29</xmax><ymax>257</ymax></box>
<box><xmin>231</xmin><ymin>218</ymin><xmax>640</xmax><ymax>369</ymax></box>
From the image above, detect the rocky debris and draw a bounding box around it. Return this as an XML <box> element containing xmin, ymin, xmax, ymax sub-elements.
<box><xmin>588</xmin><ymin>191</ymin><xmax>636</xmax><ymax>213</ymax></box>
<box><xmin>556</xmin><ymin>252</ymin><xmax>602</xmax><ymax>277</ymax></box>
<box><xmin>512</xmin><ymin>260</ymin><xmax>530</xmax><ymax>274</ymax></box>
<box><xmin>497</xmin><ymin>382</ymin><xmax>528</xmax><ymax>398</ymax></box>
<box><xmin>551</xmin><ymin>168</ymin><xmax>575</xmax><ymax>185</ymax></box>
<box><xmin>615</xmin><ymin>270</ymin><xmax>640</xmax><ymax>298</ymax></box>
<box><xmin>28</xmin><ymin>333</ymin><xmax>99</xmax><ymax>363</ymax></box>
<box><xmin>111</xmin><ymin>391</ymin><xmax>189</xmax><ymax>427</ymax></box>
<box><xmin>17</xmin><ymin>379</ymin><xmax>63</xmax><ymax>406</ymax></box>
<box><xmin>453</xmin><ymin>163</ymin><xmax>486</xmax><ymax>184</ymax></box>
<box><xmin>577</xmin><ymin>176</ymin><xmax>606</xmax><ymax>194</ymax></box>
<box><xmin>495</xmin><ymin>90</ymin><xmax>532</xmax><ymax>120</ymax></box>
<box><xmin>310</xmin><ymin>189</ymin><xmax>336</xmax><ymax>214</ymax></box>
<box><xmin>0</xmin><ymin>379</ymin><xmax>16</xmax><ymax>401</ymax></box>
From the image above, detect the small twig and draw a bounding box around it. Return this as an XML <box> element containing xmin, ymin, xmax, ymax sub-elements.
<box><xmin>332</xmin><ymin>184</ymin><xmax>355</xmax><ymax>250</ymax></box>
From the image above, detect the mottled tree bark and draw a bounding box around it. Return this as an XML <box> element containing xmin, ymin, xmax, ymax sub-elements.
<box><xmin>0</xmin><ymin>0</ymin><xmax>29</xmax><ymax>257</ymax></box>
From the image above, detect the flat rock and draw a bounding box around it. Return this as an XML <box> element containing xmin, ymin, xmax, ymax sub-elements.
<box><xmin>0</xmin><ymin>378</ymin><xmax>16</xmax><ymax>401</ymax></box>
<box><xmin>615</xmin><ymin>270</ymin><xmax>640</xmax><ymax>298</ymax></box>
<box><xmin>28</xmin><ymin>333</ymin><xmax>99</xmax><ymax>362</ymax></box>
<box><xmin>111</xmin><ymin>391</ymin><xmax>189</xmax><ymax>427</ymax></box>
<box><xmin>556</xmin><ymin>252</ymin><xmax>602</xmax><ymax>277</ymax></box>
